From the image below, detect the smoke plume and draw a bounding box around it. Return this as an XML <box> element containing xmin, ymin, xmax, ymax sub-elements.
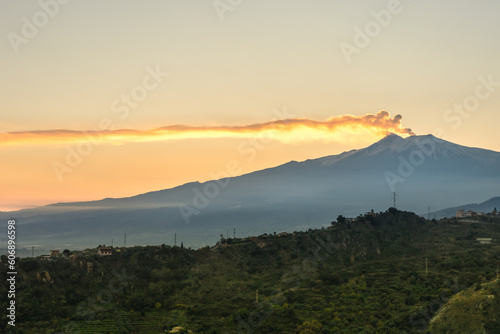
<box><xmin>0</xmin><ymin>111</ymin><xmax>414</xmax><ymax>146</ymax></box>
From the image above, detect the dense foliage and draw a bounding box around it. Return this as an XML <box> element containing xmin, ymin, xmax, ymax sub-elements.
<box><xmin>2</xmin><ymin>209</ymin><xmax>500</xmax><ymax>333</ymax></box>
<box><xmin>426</xmin><ymin>278</ymin><xmax>500</xmax><ymax>334</ymax></box>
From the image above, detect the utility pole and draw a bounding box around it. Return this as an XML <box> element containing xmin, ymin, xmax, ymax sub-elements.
<box><xmin>227</xmin><ymin>229</ymin><xmax>229</xmax><ymax>240</ymax></box>
<box><xmin>428</xmin><ymin>206</ymin><xmax>431</xmax><ymax>220</ymax></box>
<box><xmin>111</xmin><ymin>239</ymin><xmax>113</xmax><ymax>247</ymax></box>
<box><xmin>174</xmin><ymin>233</ymin><xmax>177</xmax><ymax>246</ymax></box>
<box><xmin>392</xmin><ymin>192</ymin><xmax>397</xmax><ymax>208</ymax></box>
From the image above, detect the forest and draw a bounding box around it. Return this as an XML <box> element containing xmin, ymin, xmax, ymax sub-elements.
<box><xmin>2</xmin><ymin>209</ymin><xmax>500</xmax><ymax>333</ymax></box>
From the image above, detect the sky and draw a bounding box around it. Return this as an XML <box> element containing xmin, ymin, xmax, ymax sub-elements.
<box><xmin>1</xmin><ymin>0</ymin><xmax>500</xmax><ymax>211</ymax></box>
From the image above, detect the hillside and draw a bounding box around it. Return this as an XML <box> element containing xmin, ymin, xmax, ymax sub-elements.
<box><xmin>2</xmin><ymin>210</ymin><xmax>500</xmax><ymax>333</ymax></box>
<box><xmin>427</xmin><ymin>279</ymin><xmax>500</xmax><ymax>333</ymax></box>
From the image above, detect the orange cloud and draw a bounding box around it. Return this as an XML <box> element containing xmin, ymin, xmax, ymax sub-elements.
<box><xmin>0</xmin><ymin>111</ymin><xmax>414</xmax><ymax>147</ymax></box>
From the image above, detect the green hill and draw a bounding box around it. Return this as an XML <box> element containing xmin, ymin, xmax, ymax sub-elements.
<box><xmin>2</xmin><ymin>209</ymin><xmax>500</xmax><ymax>333</ymax></box>
<box><xmin>427</xmin><ymin>278</ymin><xmax>500</xmax><ymax>333</ymax></box>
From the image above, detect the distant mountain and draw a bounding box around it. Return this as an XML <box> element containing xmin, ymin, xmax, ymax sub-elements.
<box><xmin>428</xmin><ymin>196</ymin><xmax>500</xmax><ymax>219</ymax></box>
<box><xmin>2</xmin><ymin>134</ymin><xmax>500</xmax><ymax>251</ymax></box>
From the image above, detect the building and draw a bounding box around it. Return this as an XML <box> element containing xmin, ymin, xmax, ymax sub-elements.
<box><xmin>456</xmin><ymin>210</ymin><xmax>479</xmax><ymax>218</ymax></box>
<box><xmin>476</xmin><ymin>238</ymin><xmax>493</xmax><ymax>244</ymax></box>
<box><xmin>97</xmin><ymin>247</ymin><xmax>113</xmax><ymax>256</ymax></box>
<box><xmin>50</xmin><ymin>250</ymin><xmax>60</xmax><ymax>256</ymax></box>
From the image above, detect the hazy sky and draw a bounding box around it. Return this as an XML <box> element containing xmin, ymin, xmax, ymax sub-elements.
<box><xmin>1</xmin><ymin>0</ymin><xmax>500</xmax><ymax>211</ymax></box>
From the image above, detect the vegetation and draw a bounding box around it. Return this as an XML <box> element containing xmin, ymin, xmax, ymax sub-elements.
<box><xmin>2</xmin><ymin>209</ymin><xmax>500</xmax><ymax>333</ymax></box>
<box><xmin>427</xmin><ymin>279</ymin><xmax>500</xmax><ymax>333</ymax></box>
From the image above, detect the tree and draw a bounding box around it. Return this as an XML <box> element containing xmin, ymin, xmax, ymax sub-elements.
<box><xmin>297</xmin><ymin>320</ymin><xmax>323</xmax><ymax>334</ymax></box>
<box><xmin>388</xmin><ymin>207</ymin><xmax>398</xmax><ymax>214</ymax></box>
<box><xmin>337</xmin><ymin>215</ymin><xmax>346</xmax><ymax>224</ymax></box>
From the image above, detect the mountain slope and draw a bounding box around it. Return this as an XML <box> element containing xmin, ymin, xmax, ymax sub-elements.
<box><xmin>427</xmin><ymin>279</ymin><xmax>500</xmax><ymax>333</ymax></box>
<box><xmin>2</xmin><ymin>134</ymin><xmax>500</xmax><ymax>250</ymax></box>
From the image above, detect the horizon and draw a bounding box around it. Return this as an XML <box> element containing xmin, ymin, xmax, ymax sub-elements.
<box><xmin>6</xmin><ymin>205</ymin><xmax>500</xmax><ymax>257</ymax></box>
<box><xmin>2</xmin><ymin>132</ymin><xmax>498</xmax><ymax>213</ymax></box>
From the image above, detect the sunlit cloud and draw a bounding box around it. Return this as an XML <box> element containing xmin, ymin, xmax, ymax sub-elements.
<box><xmin>0</xmin><ymin>111</ymin><xmax>414</xmax><ymax>147</ymax></box>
